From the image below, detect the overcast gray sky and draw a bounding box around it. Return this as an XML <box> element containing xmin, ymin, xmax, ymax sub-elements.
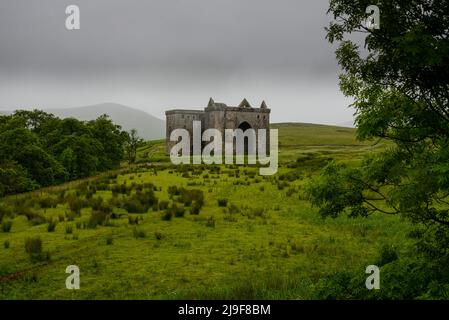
<box><xmin>0</xmin><ymin>0</ymin><xmax>355</xmax><ymax>124</ymax></box>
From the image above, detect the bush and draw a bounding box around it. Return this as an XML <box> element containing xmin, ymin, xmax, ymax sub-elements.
<box><xmin>47</xmin><ymin>220</ymin><xmax>57</xmax><ymax>232</ymax></box>
<box><xmin>228</xmin><ymin>203</ymin><xmax>240</xmax><ymax>214</ymax></box>
<box><xmin>162</xmin><ymin>211</ymin><xmax>173</xmax><ymax>221</ymax></box>
<box><xmin>24</xmin><ymin>236</ymin><xmax>48</xmax><ymax>262</ymax></box>
<box><xmin>286</xmin><ymin>188</ymin><xmax>296</xmax><ymax>197</ymax></box>
<box><xmin>4</xmin><ymin>240</ymin><xmax>10</xmax><ymax>249</ymax></box>
<box><xmin>66</xmin><ymin>196</ymin><xmax>87</xmax><ymax>215</ymax></box>
<box><xmin>190</xmin><ymin>202</ymin><xmax>201</xmax><ymax>215</ymax></box>
<box><xmin>17</xmin><ymin>206</ymin><xmax>39</xmax><ymax>221</ymax></box>
<box><xmin>206</xmin><ymin>216</ymin><xmax>216</xmax><ymax>228</ymax></box>
<box><xmin>38</xmin><ymin>196</ymin><xmax>58</xmax><ymax>209</ymax></box>
<box><xmin>377</xmin><ymin>244</ymin><xmax>398</xmax><ymax>266</ymax></box>
<box><xmin>65</xmin><ymin>225</ymin><xmax>73</xmax><ymax>234</ymax></box>
<box><xmin>106</xmin><ymin>235</ymin><xmax>113</xmax><ymax>245</ymax></box>
<box><xmin>0</xmin><ymin>203</ymin><xmax>13</xmax><ymax>223</ymax></box>
<box><xmin>1</xmin><ymin>220</ymin><xmax>13</xmax><ymax>232</ymax></box>
<box><xmin>29</xmin><ymin>214</ymin><xmax>46</xmax><ymax>226</ymax></box>
<box><xmin>133</xmin><ymin>227</ymin><xmax>146</xmax><ymax>238</ymax></box>
<box><xmin>88</xmin><ymin>210</ymin><xmax>110</xmax><ymax>228</ymax></box>
<box><xmin>169</xmin><ymin>204</ymin><xmax>185</xmax><ymax>218</ymax></box>
<box><xmin>154</xmin><ymin>231</ymin><xmax>163</xmax><ymax>240</ymax></box>
<box><xmin>122</xmin><ymin>198</ymin><xmax>145</xmax><ymax>213</ymax></box>
<box><xmin>178</xmin><ymin>188</ymin><xmax>204</xmax><ymax>207</ymax></box>
<box><xmin>168</xmin><ymin>185</ymin><xmax>181</xmax><ymax>197</ymax></box>
<box><xmin>121</xmin><ymin>190</ymin><xmax>157</xmax><ymax>213</ymax></box>
<box><xmin>89</xmin><ymin>197</ymin><xmax>103</xmax><ymax>210</ymax></box>
<box><xmin>158</xmin><ymin>200</ymin><xmax>169</xmax><ymax>210</ymax></box>
<box><xmin>128</xmin><ymin>216</ymin><xmax>139</xmax><ymax>225</ymax></box>
<box><xmin>251</xmin><ymin>208</ymin><xmax>265</xmax><ymax>218</ymax></box>
<box><xmin>218</xmin><ymin>199</ymin><xmax>228</xmax><ymax>207</ymax></box>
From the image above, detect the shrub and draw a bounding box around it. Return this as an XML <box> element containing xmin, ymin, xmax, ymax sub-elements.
<box><xmin>286</xmin><ymin>188</ymin><xmax>296</xmax><ymax>197</ymax></box>
<box><xmin>218</xmin><ymin>199</ymin><xmax>228</xmax><ymax>207</ymax></box>
<box><xmin>0</xmin><ymin>203</ymin><xmax>13</xmax><ymax>223</ymax></box>
<box><xmin>111</xmin><ymin>183</ymin><xmax>133</xmax><ymax>196</ymax></box>
<box><xmin>1</xmin><ymin>220</ymin><xmax>13</xmax><ymax>232</ymax></box>
<box><xmin>66</xmin><ymin>196</ymin><xmax>86</xmax><ymax>215</ymax></box>
<box><xmin>277</xmin><ymin>181</ymin><xmax>289</xmax><ymax>190</ymax></box>
<box><xmin>170</xmin><ymin>204</ymin><xmax>185</xmax><ymax>218</ymax></box>
<box><xmin>106</xmin><ymin>235</ymin><xmax>113</xmax><ymax>245</ymax></box>
<box><xmin>161</xmin><ymin>211</ymin><xmax>173</xmax><ymax>221</ymax></box>
<box><xmin>228</xmin><ymin>203</ymin><xmax>240</xmax><ymax>214</ymax></box>
<box><xmin>47</xmin><ymin>220</ymin><xmax>57</xmax><ymax>232</ymax></box>
<box><xmin>136</xmin><ymin>189</ymin><xmax>158</xmax><ymax>206</ymax></box>
<box><xmin>30</xmin><ymin>214</ymin><xmax>46</xmax><ymax>226</ymax></box>
<box><xmin>85</xmin><ymin>190</ymin><xmax>95</xmax><ymax>199</ymax></box>
<box><xmin>17</xmin><ymin>206</ymin><xmax>39</xmax><ymax>221</ymax></box>
<box><xmin>158</xmin><ymin>200</ymin><xmax>169</xmax><ymax>210</ymax></box>
<box><xmin>251</xmin><ymin>208</ymin><xmax>265</xmax><ymax>218</ymax></box>
<box><xmin>133</xmin><ymin>227</ymin><xmax>146</xmax><ymax>238</ymax></box>
<box><xmin>279</xmin><ymin>171</ymin><xmax>300</xmax><ymax>182</ymax></box>
<box><xmin>88</xmin><ymin>210</ymin><xmax>110</xmax><ymax>229</ymax></box>
<box><xmin>128</xmin><ymin>216</ymin><xmax>139</xmax><ymax>225</ymax></box>
<box><xmin>4</xmin><ymin>240</ymin><xmax>10</xmax><ymax>249</ymax></box>
<box><xmin>66</xmin><ymin>211</ymin><xmax>76</xmax><ymax>221</ymax></box>
<box><xmin>178</xmin><ymin>188</ymin><xmax>204</xmax><ymax>207</ymax></box>
<box><xmin>89</xmin><ymin>197</ymin><xmax>105</xmax><ymax>211</ymax></box>
<box><xmin>38</xmin><ymin>196</ymin><xmax>58</xmax><ymax>209</ymax></box>
<box><xmin>154</xmin><ymin>231</ymin><xmax>163</xmax><ymax>240</ymax></box>
<box><xmin>168</xmin><ymin>185</ymin><xmax>181</xmax><ymax>197</ymax></box>
<box><xmin>65</xmin><ymin>225</ymin><xmax>73</xmax><ymax>234</ymax></box>
<box><xmin>24</xmin><ymin>236</ymin><xmax>48</xmax><ymax>262</ymax></box>
<box><xmin>121</xmin><ymin>190</ymin><xmax>157</xmax><ymax>214</ymax></box>
<box><xmin>122</xmin><ymin>198</ymin><xmax>145</xmax><ymax>213</ymax></box>
<box><xmin>206</xmin><ymin>216</ymin><xmax>216</xmax><ymax>228</ymax></box>
<box><xmin>190</xmin><ymin>202</ymin><xmax>201</xmax><ymax>215</ymax></box>
<box><xmin>377</xmin><ymin>244</ymin><xmax>398</xmax><ymax>266</ymax></box>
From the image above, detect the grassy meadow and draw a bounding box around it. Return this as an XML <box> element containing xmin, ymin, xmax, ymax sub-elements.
<box><xmin>0</xmin><ymin>123</ymin><xmax>411</xmax><ymax>299</ymax></box>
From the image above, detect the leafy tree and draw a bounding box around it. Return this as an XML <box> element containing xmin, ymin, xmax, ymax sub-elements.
<box><xmin>53</xmin><ymin>134</ymin><xmax>103</xmax><ymax>179</ymax></box>
<box><xmin>0</xmin><ymin>160</ymin><xmax>36</xmax><ymax>197</ymax></box>
<box><xmin>124</xmin><ymin>129</ymin><xmax>144</xmax><ymax>164</ymax></box>
<box><xmin>307</xmin><ymin>0</ymin><xmax>449</xmax><ymax>298</ymax></box>
<box><xmin>87</xmin><ymin>115</ymin><xmax>126</xmax><ymax>170</ymax></box>
<box><xmin>0</xmin><ymin>110</ymin><xmax>130</xmax><ymax>196</ymax></box>
<box><xmin>15</xmin><ymin>144</ymin><xmax>67</xmax><ymax>186</ymax></box>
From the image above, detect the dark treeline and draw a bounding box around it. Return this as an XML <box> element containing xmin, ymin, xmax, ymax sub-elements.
<box><xmin>0</xmin><ymin>110</ymin><xmax>130</xmax><ymax>197</ymax></box>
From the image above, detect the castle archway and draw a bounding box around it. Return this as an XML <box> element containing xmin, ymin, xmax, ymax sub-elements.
<box><xmin>238</xmin><ymin>121</ymin><xmax>252</xmax><ymax>132</ymax></box>
<box><xmin>237</xmin><ymin>121</ymin><xmax>254</xmax><ymax>155</ymax></box>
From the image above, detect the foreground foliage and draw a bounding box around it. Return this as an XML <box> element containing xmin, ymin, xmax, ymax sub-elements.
<box><xmin>307</xmin><ymin>0</ymin><xmax>449</xmax><ymax>298</ymax></box>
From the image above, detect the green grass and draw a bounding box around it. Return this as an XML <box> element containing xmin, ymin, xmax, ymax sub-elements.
<box><xmin>0</xmin><ymin>123</ymin><xmax>412</xmax><ymax>299</ymax></box>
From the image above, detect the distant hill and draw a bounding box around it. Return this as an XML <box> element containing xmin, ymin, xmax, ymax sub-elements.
<box><xmin>337</xmin><ymin>120</ymin><xmax>356</xmax><ymax>128</ymax></box>
<box><xmin>1</xmin><ymin>103</ymin><xmax>165</xmax><ymax>140</ymax></box>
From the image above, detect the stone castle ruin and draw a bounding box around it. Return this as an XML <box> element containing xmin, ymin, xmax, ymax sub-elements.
<box><xmin>165</xmin><ymin>98</ymin><xmax>271</xmax><ymax>154</ymax></box>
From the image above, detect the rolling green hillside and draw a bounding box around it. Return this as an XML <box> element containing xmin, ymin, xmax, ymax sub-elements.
<box><xmin>0</xmin><ymin>123</ymin><xmax>409</xmax><ymax>299</ymax></box>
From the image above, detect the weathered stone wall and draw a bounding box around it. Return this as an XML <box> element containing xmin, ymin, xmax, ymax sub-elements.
<box><xmin>166</xmin><ymin>109</ymin><xmax>204</xmax><ymax>153</ymax></box>
<box><xmin>165</xmin><ymin>99</ymin><xmax>271</xmax><ymax>154</ymax></box>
